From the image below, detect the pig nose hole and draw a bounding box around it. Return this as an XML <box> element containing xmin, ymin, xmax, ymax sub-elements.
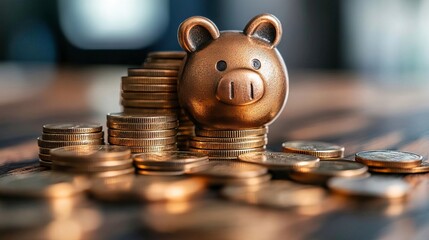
<box><xmin>250</xmin><ymin>82</ymin><xmax>254</xmax><ymax>100</ymax></box>
<box><xmin>230</xmin><ymin>81</ymin><xmax>235</xmax><ymax>99</ymax></box>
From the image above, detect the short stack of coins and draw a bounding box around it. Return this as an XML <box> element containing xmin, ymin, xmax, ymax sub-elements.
<box><xmin>121</xmin><ymin>51</ymin><xmax>195</xmax><ymax>150</ymax></box>
<box><xmin>38</xmin><ymin>123</ymin><xmax>104</xmax><ymax>168</ymax></box>
<box><xmin>107</xmin><ymin>112</ymin><xmax>178</xmax><ymax>154</ymax></box>
<box><xmin>190</xmin><ymin>127</ymin><xmax>268</xmax><ymax>160</ymax></box>
<box><xmin>50</xmin><ymin>145</ymin><xmax>134</xmax><ymax>178</ymax></box>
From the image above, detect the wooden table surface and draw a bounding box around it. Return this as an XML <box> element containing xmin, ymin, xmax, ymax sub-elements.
<box><xmin>1</xmin><ymin>66</ymin><xmax>429</xmax><ymax>239</ymax></box>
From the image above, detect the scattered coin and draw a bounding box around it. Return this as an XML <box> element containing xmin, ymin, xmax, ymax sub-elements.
<box><xmin>238</xmin><ymin>151</ymin><xmax>320</xmax><ymax>170</ymax></box>
<box><xmin>368</xmin><ymin>160</ymin><xmax>429</xmax><ymax>174</ymax></box>
<box><xmin>328</xmin><ymin>176</ymin><xmax>411</xmax><ymax>199</ymax></box>
<box><xmin>282</xmin><ymin>141</ymin><xmax>344</xmax><ymax>159</ymax></box>
<box><xmin>190</xmin><ymin>160</ymin><xmax>268</xmax><ymax>179</ymax></box>
<box><xmin>355</xmin><ymin>150</ymin><xmax>423</xmax><ymax>168</ymax></box>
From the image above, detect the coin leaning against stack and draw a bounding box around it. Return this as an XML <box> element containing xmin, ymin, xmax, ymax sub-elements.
<box><xmin>50</xmin><ymin>145</ymin><xmax>134</xmax><ymax>178</ymax></box>
<box><xmin>122</xmin><ymin>51</ymin><xmax>195</xmax><ymax>150</ymax></box>
<box><xmin>38</xmin><ymin>123</ymin><xmax>104</xmax><ymax>168</ymax></box>
<box><xmin>190</xmin><ymin>127</ymin><xmax>268</xmax><ymax>160</ymax></box>
<box><xmin>107</xmin><ymin>112</ymin><xmax>178</xmax><ymax>154</ymax></box>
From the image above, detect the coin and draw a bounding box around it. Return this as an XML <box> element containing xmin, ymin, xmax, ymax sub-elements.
<box><xmin>281</xmin><ymin>141</ymin><xmax>345</xmax><ymax>159</ymax></box>
<box><xmin>328</xmin><ymin>176</ymin><xmax>411</xmax><ymax>199</ymax></box>
<box><xmin>108</xmin><ymin>129</ymin><xmax>176</xmax><ymax>138</ymax></box>
<box><xmin>190</xmin><ymin>147</ymin><xmax>265</xmax><ymax>158</ymax></box>
<box><xmin>289</xmin><ymin>160</ymin><xmax>368</xmax><ymax>184</ymax></box>
<box><xmin>134</xmin><ymin>160</ymin><xmax>209</xmax><ymax>172</ymax></box>
<box><xmin>52</xmin><ymin>160</ymin><xmax>133</xmax><ymax>173</ymax></box>
<box><xmin>43</xmin><ymin>123</ymin><xmax>102</xmax><ymax>134</ymax></box>
<box><xmin>238</xmin><ymin>152</ymin><xmax>320</xmax><ymax>170</ymax></box>
<box><xmin>121</xmin><ymin>92</ymin><xmax>178</xmax><ymax>100</ymax></box>
<box><xmin>127</xmin><ymin>68</ymin><xmax>178</xmax><ymax>77</ymax></box>
<box><xmin>122</xmin><ymin>83</ymin><xmax>177</xmax><ymax>92</ymax></box>
<box><xmin>147</xmin><ymin>51</ymin><xmax>186</xmax><ymax>59</ymax></box>
<box><xmin>122</xmin><ymin>76</ymin><xmax>178</xmax><ymax>84</ymax></box>
<box><xmin>368</xmin><ymin>160</ymin><xmax>429</xmax><ymax>174</ymax></box>
<box><xmin>191</xmin><ymin>135</ymin><xmax>266</xmax><ymax>143</ymax></box>
<box><xmin>108</xmin><ymin>136</ymin><xmax>176</xmax><ymax>146</ymax></box>
<box><xmin>37</xmin><ymin>137</ymin><xmax>104</xmax><ymax>148</ymax></box>
<box><xmin>39</xmin><ymin>147</ymin><xmax>52</xmax><ymax>155</ymax></box>
<box><xmin>205</xmin><ymin>174</ymin><xmax>272</xmax><ymax>186</ymax></box>
<box><xmin>39</xmin><ymin>159</ymin><xmax>52</xmax><ymax>168</ymax></box>
<box><xmin>41</xmin><ymin>132</ymin><xmax>103</xmax><ymax>141</ymax></box>
<box><xmin>121</xmin><ymin>99</ymin><xmax>179</xmax><ymax>108</ymax></box>
<box><xmin>90</xmin><ymin>175</ymin><xmax>205</xmax><ymax>202</ymax></box>
<box><xmin>38</xmin><ymin>153</ymin><xmax>51</xmax><ymax>161</ymax></box>
<box><xmin>355</xmin><ymin>150</ymin><xmax>423</xmax><ymax>168</ymax></box>
<box><xmin>123</xmin><ymin>107</ymin><xmax>179</xmax><ymax>115</ymax></box>
<box><xmin>222</xmin><ymin>180</ymin><xmax>327</xmax><ymax>208</ymax></box>
<box><xmin>195</xmin><ymin>127</ymin><xmax>268</xmax><ymax>138</ymax></box>
<box><xmin>50</xmin><ymin>145</ymin><xmax>131</xmax><ymax>161</ymax></box>
<box><xmin>107</xmin><ymin>121</ymin><xmax>178</xmax><ymax>130</ymax></box>
<box><xmin>190</xmin><ymin>160</ymin><xmax>268</xmax><ymax>178</ymax></box>
<box><xmin>143</xmin><ymin>62</ymin><xmax>181</xmax><ymax>70</ymax></box>
<box><xmin>0</xmin><ymin>172</ymin><xmax>88</xmax><ymax>198</ymax></box>
<box><xmin>107</xmin><ymin>112</ymin><xmax>177</xmax><ymax>124</ymax></box>
<box><xmin>190</xmin><ymin>138</ymin><xmax>266</xmax><ymax>150</ymax></box>
<box><xmin>81</xmin><ymin>168</ymin><xmax>135</xmax><ymax>178</ymax></box>
<box><xmin>136</xmin><ymin>169</ymin><xmax>185</xmax><ymax>176</ymax></box>
<box><xmin>129</xmin><ymin>144</ymin><xmax>178</xmax><ymax>153</ymax></box>
<box><xmin>133</xmin><ymin>151</ymin><xmax>208</xmax><ymax>165</ymax></box>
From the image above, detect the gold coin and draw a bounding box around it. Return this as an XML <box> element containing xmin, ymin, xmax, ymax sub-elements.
<box><xmin>281</xmin><ymin>141</ymin><xmax>345</xmax><ymax>159</ymax></box>
<box><xmin>190</xmin><ymin>160</ymin><xmax>268</xmax><ymax>178</ymax></box>
<box><xmin>90</xmin><ymin>175</ymin><xmax>205</xmax><ymax>202</ymax></box>
<box><xmin>355</xmin><ymin>150</ymin><xmax>423</xmax><ymax>168</ymax></box>
<box><xmin>195</xmin><ymin>127</ymin><xmax>268</xmax><ymax>138</ymax></box>
<box><xmin>122</xmin><ymin>107</ymin><xmax>179</xmax><ymax>115</ymax></box>
<box><xmin>121</xmin><ymin>83</ymin><xmax>177</xmax><ymax>92</ymax></box>
<box><xmin>121</xmin><ymin>92</ymin><xmax>178</xmax><ymax>100</ymax></box>
<box><xmin>108</xmin><ymin>136</ymin><xmax>176</xmax><ymax>146</ymax></box>
<box><xmin>133</xmin><ymin>151</ymin><xmax>208</xmax><ymax>165</ymax></box>
<box><xmin>50</xmin><ymin>145</ymin><xmax>131</xmax><ymax>161</ymax></box>
<box><xmin>43</xmin><ymin>123</ymin><xmax>102</xmax><ymax>134</ymax></box>
<box><xmin>238</xmin><ymin>152</ymin><xmax>320</xmax><ymax>170</ymax></box>
<box><xmin>191</xmin><ymin>135</ymin><xmax>266</xmax><ymax>143</ymax></box>
<box><xmin>328</xmin><ymin>176</ymin><xmax>410</xmax><ymax>199</ymax></box>
<box><xmin>368</xmin><ymin>160</ymin><xmax>429</xmax><ymax>173</ymax></box>
<box><xmin>39</xmin><ymin>159</ymin><xmax>52</xmax><ymax>168</ymax></box>
<box><xmin>107</xmin><ymin>121</ymin><xmax>178</xmax><ymax>130</ymax></box>
<box><xmin>52</xmin><ymin>160</ymin><xmax>133</xmax><ymax>173</ymax></box>
<box><xmin>39</xmin><ymin>153</ymin><xmax>51</xmax><ymax>161</ymax></box>
<box><xmin>121</xmin><ymin>99</ymin><xmax>179</xmax><ymax>108</ymax></box>
<box><xmin>0</xmin><ymin>172</ymin><xmax>88</xmax><ymax>198</ymax></box>
<box><xmin>108</xmin><ymin>129</ymin><xmax>176</xmax><ymax>138</ymax></box>
<box><xmin>37</xmin><ymin>137</ymin><xmax>104</xmax><ymax>148</ymax></box>
<box><xmin>53</xmin><ymin>158</ymin><xmax>133</xmax><ymax>168</ymax></box>
<box><xmin>107</xmin><ymin>112</ymin><xmax>177</xmax><ymax>124</ymax></box>
<box><xmin>129</xmin><ymin>144</ymin><xmax>177</xmax><ymax>153</ymax></box>
<box><xmin>41</xmin><ymin>132</ymin><xmax>103</xmax><ymax>141</ymax></box>
<box><xmin>190</xmin><ymin>147</ymin><xmax>265</xmax><ymax>158</ymax></box>
<box><xmin>127</xmin><ymin>68</ymin><xmax>178</xmax><ymax>77</ymax></box>
<box><xmin>142</xmin><ymin>62</ymin><xmax>181</xmax><ymax>70</ymax></box>
<box><xmin>134</xmin><ymin>160</ymin><xmax>209</xmax><ymax>172</ymax></box>
<box><xmin>136</xmin><ymin>169</ymin><xmax>185</xmax><ymax>176</ymax></box>
<box><xmin>289</xmin><ymin>160</ymin><xmax>368</xmax><ymax>185</ymax></box>
<box><xmin>189</xmin><ymin>138</ymin><xmax>267</xmax><ymax>150</ymax></box>
<box><xmin>122</xmin><ymin>76</ymin><xmax>177</xmax><ymax>84</ymax></box>
<box><xmin>222</xmin><ymin>180</ymin><xmax>327</xmax><ymax>207</ymax></box>
<box><xmin>147</xmin><ymin>51</ymin><xmax>186</xmax><ymax>59</ymax></box>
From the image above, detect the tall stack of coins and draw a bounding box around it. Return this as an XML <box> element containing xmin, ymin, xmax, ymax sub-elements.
<box><xmin>37</xmin><ymin>123</ymin><xmax>104</xmax><ymax>168</ymax></box>
<box><xmin>107</xmin><ymin>112</ymin><xmax>178</xmax><ymax>154</ymax></box>
<box><xmin>189</xmin><ymin>127</ymin><xmax>268</xmax><ymax>160</ymax></box>
<box><xmin>121</xmin><ymin>51</ymin><xmax>195</xmax><ymax>150</ymax></box>
<box><xmin>50</xmin><ymin>145</ymin><xmax>134</xmax><ymax>178</ymax></box>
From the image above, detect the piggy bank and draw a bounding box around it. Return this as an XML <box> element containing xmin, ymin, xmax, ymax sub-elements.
<box><xmin>177</xmin><ymin>14</ymin><xmax>288</xmax><ymax>130</ymax></box>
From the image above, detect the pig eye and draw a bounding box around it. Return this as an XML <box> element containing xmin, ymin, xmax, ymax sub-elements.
<box><xmin>252</xmin><ymin>59</ymin><xmax>261</xmax><ymax>70</ymax></box>
<box><xmin>216</xmin><ymin>60</ymin><xmax>227</xmax><ymax>71</ymax></box>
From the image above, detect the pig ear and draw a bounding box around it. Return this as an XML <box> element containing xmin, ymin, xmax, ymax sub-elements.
<box><xmin>244</xmin><ymin>14</ymin><xmax>282</xmax><ymax>48</ymax></box>
<box><xmin>178</xmin><ymin>16</ymin><xmax>220</xmax><ymax>52</ymax></box>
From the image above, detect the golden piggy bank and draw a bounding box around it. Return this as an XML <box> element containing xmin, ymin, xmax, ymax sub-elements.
<box><xmin>178</xmin><ymin>14</ymin><xmax>288</xmax><ymax>130</ymax></box>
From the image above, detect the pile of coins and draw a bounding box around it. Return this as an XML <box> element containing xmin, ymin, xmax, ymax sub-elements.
<box><xmin>190</xmin><ymin>127</ymin><xmax>268</xmax><ymax>160</ymax></box>
<box><xmin>50</xmin><ymin>145</ymin><xmax>134</xmax><ymax>178</ymax></box>
<box><xmin>107</xmin><ymin>112</ymin><xmax>178</xmax><ymax>154</ymax></box>
<box><xmin>121</xmin><ymin>51</ymin><xmax>195</xmax><ymax>150</ymax></box>
<box><xmin>133</xmin><ymin>151</ymin><xmax>209</xmax><ymax>176</ymax></box>
<box><xmin>37</xmin><ymin>123</ymin><xmax>104</xmax><ymax>168</ymax></box>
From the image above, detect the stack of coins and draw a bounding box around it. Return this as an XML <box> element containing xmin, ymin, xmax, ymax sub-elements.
<box><xmin>355</xmin><ymin>150</ymin><xmax>427</xmax><ymax>174</ymax></box>
<box><xmin>282</xmin><ymin>141</ymin><xmax>345</xmax><ymax>160</ymax></box>
<box><xmin>107</xmin><ymin>112</ymin><xmax>178</xmax><ymax>154</ymax></box>
<box><xmin>133</xmin><ymin>151</ymin><xmax>209</xmax><ymax>176</ymax></box>
<box><xmin>38</xmin><ymin>123</ymin><xmax>104</xmax><ymax>168</ymax></box>
<box><xmin>190</xmin><ymin>127</ymin><xmax>268</xmax><ymax>160</ymax></box>
<box><xmin>121</xmin><ymin>51</ymin><xmax>195</xmax><ymax>150</ymax></box>
<box><xmin>50</xmin><ymin>145</ymin><xmax>134</xmax><ymax>178</ymax></box>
